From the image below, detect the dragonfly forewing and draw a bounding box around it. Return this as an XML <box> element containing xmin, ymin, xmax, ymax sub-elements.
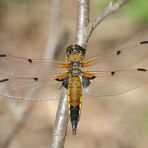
<box><xmin>0</xmin><ymin>52</ymin><xmax>67</xmax><ymax>78</ymax></box>
<box><xmin>84</xmin><ymin>41</ymin><xmax>148</xmax><ymax>71</ymax></box>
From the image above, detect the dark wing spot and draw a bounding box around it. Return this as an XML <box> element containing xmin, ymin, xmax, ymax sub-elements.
<box><xmin>90</xmin><ymin>76</ymin><xmax>96</xmax><ymax>80</ymax></box>
<box><xmin>55</xmin><ymin>78</ymin><xmax>64</xmax><ymax>81</ymax></box>
<box><xmin>111</xmin><ymin>71</ymin><xmax>115</xmax><ymax>76</ymax></box>
<box><xmin>116</xmin><ymin>50</ymin><xmax>121</xmax><ymax>55</ymax></box>
<box><xmin>140</xmin><ymin>41</ymin><xmax>148</xmax><ymax>44</ymax></box>
<box><xmin>137</xmin><ymin>68</ymin><xmax>147</xmax><ymax>72</ymax></box>
<box><xmin>0</xmin><ymin>78</ymin><xmax>9</xmax><ymax>82</ymax></box>
<box><xmin>0</xmin><ymin>54</ymin><xmax>7</xmax><ymax>57</ymax></box>
<box><xmin>28</xmin><ymin>59</ymin><xmax>33</xmax><ymax>63</ymax></box>
<box><xmin>33</xmin><ymin>77</ymin><xmax>38</xmax><ymax>81</ymax></box>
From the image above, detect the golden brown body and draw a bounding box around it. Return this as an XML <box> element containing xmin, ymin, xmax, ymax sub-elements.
<box><xmin>56</xmin><ymin>44</ymin><xmax>95</xmax><ymax>134</ymax></box>
<box><xmin>68</xmin><ymin>76</ymin><xmax>83</xmax><ymax>133</ymax></box>
<box><xmin>68</xmin><ymin>76</ymin><xmax>82</xmax><ymax>109</ymax></box>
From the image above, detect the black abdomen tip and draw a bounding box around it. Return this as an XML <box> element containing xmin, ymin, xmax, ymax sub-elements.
<box><xmin>70</xmin><ymin>106</ymin><xmax>80</xmax><ymax>135</ymax></box>
<box><xmin>72</xmin><ymin>121</ymin><xmax>77</xmax><ymax>135</ymax></box>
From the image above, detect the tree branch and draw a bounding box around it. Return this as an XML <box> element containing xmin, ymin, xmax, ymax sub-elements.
<box><xmin>82</xmin><ymin>0</ymin><xmax>129</xmax><ymax>44</ymax></box>
<box><xmin>50</xmin><ymin>1</ymin><xmax>90</xmax><ymax>147</ymax></box>
<box><xmin>50</xmin><ymin>88</ymin><xmax>68</xmax><ymax>148</ymax></box>
<box><xmin>76</xmin><ymin>0</ymin><xmax>90</xmax><ymax>47</ymax></box>
<box><xmin>50</xmin><ymin>0</ymin><xmax>129</xmax><ymax>147</ymax></box>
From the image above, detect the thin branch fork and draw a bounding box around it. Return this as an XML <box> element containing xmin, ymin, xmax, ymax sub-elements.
<box><xmin>80</xmin><ymin>0</ymin><xmax>129</xmax><ymax>45</ymax></box>
<box><xmin>91</xmin><ymin>0</ymin><xmax>128</xmax><ymax>30</ymax></box>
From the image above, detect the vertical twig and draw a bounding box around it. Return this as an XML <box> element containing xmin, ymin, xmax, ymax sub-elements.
<box><xmin>50</xmin><ymin>1</ymin><xmax>90</xmax><ymax>148</ymax></box>
<box><xmin>76</xmin><ymin>0</ymin><xmax>90</xmax><ymax>47</ymax></box>
<box><xmin>50</xmin><ymin>0</ymin><xmax>128</xmax><ymax>148</ymax></box>
<box><xmin>86</xmin><ymin>0</ymin><xmax>129</xmax><ymax>40</ymax></box>
<box><xmin>50</xmin><ymin>88</ymin><xmax>68</xmax><ymax>148</ymax></box>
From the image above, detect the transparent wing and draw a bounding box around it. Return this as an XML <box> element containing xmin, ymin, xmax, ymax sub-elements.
<box><xmin>84</xmin><ymin>41</ymin><xmax>148</xmax><ymax>71</ymax></box>
<box><xmin>84</xmin><ymin>68</ymin><xmax>148</xmax><ymax>97</ymax></box>
<box><xmin>0</xmin><ymin>75</ymin><xmax>65</xmax><ymax>100</ymax></box>
<box><xmin>0</xmin><ymin>52</ymin><xmax>67</xmax><ymax>78</ymax></box>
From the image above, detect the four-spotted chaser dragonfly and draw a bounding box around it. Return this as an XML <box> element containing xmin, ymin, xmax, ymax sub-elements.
<box><xmin>0</xmin><ymin>41</ymin><xmax>148</xmax><ymax>134</ymax></box>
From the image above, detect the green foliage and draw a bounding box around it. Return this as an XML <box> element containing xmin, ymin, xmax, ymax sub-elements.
<box><xmin>93</xmin><ymin>0</ymin><xmax>148</xmax><ymax>23</ymax></box>
<box><xmin>93</xmin><ymin>0</ymin><xmax>116</xmax><ymax>8</ymax></box>
<box><xmin>124</xmin><ymin>0</ymin><xmax>148</xmax><ymax>23</ymax></box>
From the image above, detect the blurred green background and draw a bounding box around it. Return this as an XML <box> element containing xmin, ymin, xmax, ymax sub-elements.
<box><xmin>94</xmin><ymin>0</ymin><xmax>148</xmax><ymax>23</ymax></box>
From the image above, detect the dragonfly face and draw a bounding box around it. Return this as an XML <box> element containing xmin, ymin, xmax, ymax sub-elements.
<box><xmin>66</xmin><ymin>44</ymin><xmax>86</xmax><ymax>62</ymax></box>
<box><xmin>0</xmin><ymin>41</ymin><xmax>148</xmax><ymax>135</ymax></box>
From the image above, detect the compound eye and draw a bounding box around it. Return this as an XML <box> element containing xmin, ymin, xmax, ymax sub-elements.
<box><xmin>67</xmin><ymin>50</ymin><xmax>73</xmax><ymax>55</ymax></box>
<box><xmin>69</xmin><ymin>50</ymin><xmax>72</xmax><ymax>54</ymax></box>
<box><xmin>77</xmin><ymin>49</ymin><xmax>82</xmax><ymax>54</ymax></box>
<box><xmin>66</xmin><ymin>51</ymin><xmax>69</xmax><ymax>55</ymax></box>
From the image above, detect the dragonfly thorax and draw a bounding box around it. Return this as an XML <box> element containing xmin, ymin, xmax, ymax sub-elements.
<box><xmin>70</xmin><ymin>61</ymin><xmax>81</xmax><ymax>69</ymax></box>
<box><xmin>69</xmin><ymin>61</ymin><xmax>82</xmax><ymax>76</ymax></box>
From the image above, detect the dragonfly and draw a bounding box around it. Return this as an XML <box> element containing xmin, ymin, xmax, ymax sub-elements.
<box><xmin>0</xmin><ymin>41</ymin><xmax>148</xmax><ymax>135</ymax></box>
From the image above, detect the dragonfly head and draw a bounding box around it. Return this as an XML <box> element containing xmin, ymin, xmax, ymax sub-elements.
<box><xmin>66</xmin><ymin>44</ymin><xmax>86</xmax><ymax>62</ymax></box>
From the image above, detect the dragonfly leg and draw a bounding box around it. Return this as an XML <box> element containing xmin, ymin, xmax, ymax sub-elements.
<box><xmin>82</xmin><ymin>72</ymin><xmax>96</xmax><ymax>79</ymax></box>
<box><xmin>55</xmin><ymin>72</ymin><xmax>68</xmax><ymax>81</ymax></box>
<box><xmin>58</xmin><ymin>63</ymin><xmax>70</xmax><ymax>68</ymax></box>
<box><xmin>81</xmin><ymin>60</ymin><xmax>95</xmax><ymax>67</ymax></box>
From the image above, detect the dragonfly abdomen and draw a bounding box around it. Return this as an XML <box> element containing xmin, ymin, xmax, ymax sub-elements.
<box><xmin>68</xmin><ymin>76</ymin><xmax>82</xmax><ymax>135</ymax></box>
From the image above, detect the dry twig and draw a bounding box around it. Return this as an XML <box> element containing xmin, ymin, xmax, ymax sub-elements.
<box><xmin>50</xmin><ymin>0</ymin><xmax>128</xmax><ymax>148</ymax></box>
<box><xmin>76</xmin><ymin>0</ymin><xmax>90</xmax><ymax>47</ymax></box>
<box><xmin>85</xmin><ymin>0</ymin><xmax>129</xmax><ymax>43</ymax></box>
<box><xmin>50</xmin><ymin>88</ymin><xmax>68</xmax><ymax>148</ymax></box>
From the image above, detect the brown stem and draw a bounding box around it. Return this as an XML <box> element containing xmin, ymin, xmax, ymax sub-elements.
<box><xmin>76</xmin><ymin>0</ymin><xmax>90</xmax><ymax>48</ymax></box>
<box><xmin>86</xmin><ymin>0</ymin><xmax>129</xmax><ymax>40</ymax></box>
